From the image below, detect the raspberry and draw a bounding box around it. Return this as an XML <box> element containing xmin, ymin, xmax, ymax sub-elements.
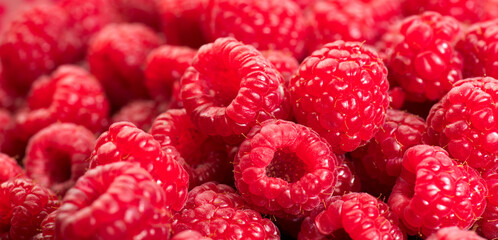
<box><xmin>475</xmin><ymin>165</ymin><xmax>498</xmax><ymax>239</ymax></box>
<box><xmin>387</xmin><ymin>145</ymin><xmax>488</xmax><ymax>237</ymax></box>
<box><xmin>87</xmin><ymin>23</ymin><xmax>161</xmax><ymax>108</ymax></box>
<box><xmin>111</xmin><ymin>100</ymin><xmax>163</xmax><ymax>131</ymax></box>
<box><xmin>0</xmin><ymin>109</ymin><xmax>23</xmax><ymax>156</ymax></box>
<box><xmin>262</xmin><ymin>50</ymin><xmax>299</xmax><ymax>85</ymax></box>
<box><xmin>24</xmin><ymin>123</ymin><xmax>96</xmax><ymax>196</ymax></box>
<box><xmin>0</xmin><ymin>153</ymin><xmax>23</xmax><ymax>184</ymax></box>
<box><xmin>426</xmin><ymin>77</ymin><xmax>498</xmax><ymax>171</ymax></box>
<box><xmin>0</xmin><ymin>4</ymin><xmax>82</xmax><ymax>93</ymax></box>
<box><xmin>89</xmin><ymin>122</ymin><xmax>189</xmax><ymax>211</ymax></box>
<box><xmin>427</xmin><ymin>227</ymin><xmax>485</xmax><ymax>240</ymax></box>
<box><xmin>204</xmin><ymin>0</ymin><xmax>307</xmax><ymax>58</ymax></box>
<box><xmin>55</xmin><ymin>162</ymin><xmax>172</xmax><ymax>240</ymax></box>
<box><xmin>181</xmin><ymin>37</ymin><xmax>290</xmax><ymax>140</ymax></box>
<box><xmin>15</xmin><ymin>65</ymin><xmax>110</xmax><ymax>141</ymax></box>
<box><xmin>351</xmin><ymin>109</ymin><xmax>427</xmax><ymax>197</ymax></box>
<box><xmin>150</xmin><ymin>109</ymin><xmax>232</xmax><ymax>188</ymax></box>
<box><xmin>32</xmin><ymin>210</ymin><xmax>57</xmax><ymax>240</ymax></box>
<box><xmin>144</xmin><ymin>45</ymin><xmax>196</xmax><ymax>102</ymax></box>
<box><xmin>298</xmin><ymin>192</ymin><xmax>406</xmax><ymax>240</ymax></box>
<box><xmin>158</xmin><ymin>0</ymin><xmax>208</xmax><ymax>48</ymax></box>
<box><xmin>307</xmin><ymin>0</ymin><xmax>401</xmax><ymax>51</ymax></box>
<box><xmin>380</xmin><ymin>12</ymin><xmax>463</xmax><ymax>102</ymax></box>
<box><xmin>112</xmin><ymin>0</ymin><xmax>160</xmax><ymax>28</ymax></box>
<box><xmin>0</xmin><ymin>177</ymin><xmax>59</xmax><ymax>239</ymax></box>
<box><xmin>334</xmin><ymin>155</ymin><xmax>361</xmax><ymax>196</ymax></box>
<box><xmin>172</xmin><ymin>230</ymin><xmax>212</xmax><ymax>240</ymax></box>
<box><xmin>289</xmin><ymin>40</ymin><xmax>390</xmax><ymax>153</ymax></box>
<box><xmin>388</xmin><ymin>87</ymin><xmax>406</xmax><ymax>110</ymax></box>
<box><xmin>456</xmin><ymin>19</ymin><xmax>498</xmax><ymax>80</ymax></box>
<box><xmin>233</xmin><ymin>120</ymin><xmax>338</xmax><ymax>218</ymax></box>
<box><xmin>171</xmin><ymin>182</ymin><xmax>280</xmax><ymax>239</ymax></box>
<box><xmin>402</xmin><ymin>0</ymin><xmax>487</xmax><ymax>24</ymax></box>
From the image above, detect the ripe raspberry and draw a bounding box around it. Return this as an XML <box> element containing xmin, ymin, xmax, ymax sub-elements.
<box><xmin>56</xmin><ymin>162</ymin><xmax>172</xmax><ymax>240</ymax></box>
<box><xmin>24</xmin><ymin>123</ymin><xmax>96</xmax><ymax>196</ymax></box>
<box><xmin>0</xmin><ymin>177</ymin><xmax>59</xmax><ymax>239</ymax></box>
<box><xmin>112</xmin><ymin>0</ymin><xmax>160</xmax><ymax>28</ymax></box>
<box><xmin>144</xmin><ymin>45</ymin><xmax>196</xmax><ymax>102</ymax></box>
<box><xmin>172</xmin><ymin>230</ymin><xmax>212</xmax><ymax>240</ymax></box>
<box><xmin>181</xmin><ymin>37</ymin><xmax>290</xmax><ymax>140</ymax></box>
<box><xmin>89</xmin><ymin>122</ymin><xmax>189</xmax><ymax>211</ymax></box>
<box><xmin>58</xmin><ymin>0</ymin><xmax>121</xmax><ymax>43</ymax></box>
<box><xmin>380</xmin><ymin>12</ymin><xmax>463</xmax><ymax>102</ymax></box>
<box><xmin>402</xmin><ymin>0</ymin><xmax>487</xmax><ymax>24</ymax></box>
<box><xmin>33</xmin><ymin>210</ymin><xmax>57</xmax><ymax>240</ymax></box>
<box><xmin>262</xmin><ymin>50</ymin><xmax>299</xmax><ymax>85</ymax></box>
<box><xmin>158</xmin><ymin>0</ymin><xmax>208</xmax><ymax>48</ymax></box>
<box><xmin>0</xmin><ymin>109</ymin><xmax>23</xmax><ymax>156</ymax></box>
<box><xmin>475</xmin><ymin>165</ymin><xmax>498</xmax><ymax>239</ymax></box>
<box><xmin>334</xmin><ymin>155</ymin><xmax>361</xmax><ymax>196</ymax></box>
<box><xmin>387</xmin><ymin>145</ymin><xmax>488</xmax><ymax>237</ymax></box>
<box><xmin>351</xmin><ymin>109</ymin><xmax>427</xmax><ymax>196</ymax></box>
<box><xmin>111</xmin><ymin>100</ymin><xmax>164</xmax><ymax>131</ymax></box>
<box><xmin>307</xmin><ymin>0</ymin><xmax>401</xmax><ymax>51</ymax></box>
<box><xmin>0</xmin><ymin>153</ymin><xmax>23</xmax><ymax>184</ymax></box>
<box><xmin>389</xmin><ymin>87</ymin><xmax>406</xmax><ymax>110</ymax></box>
<box><xmin>171</xmin><ymin>182</ymin><xmax>280</xmax><ymax>239</ymax></box>
<box><xmin>298</xmin><ymin>192</ymin><xmax>406</xmax><ymax>240</ymax></box>
<box><xmin>456</xmin><ymin>19</ymin><xmax>498</xmax><ymax>79</ymax></box>
<box><xmin>426</xmin><ymin>77</ymin><xmax>498</xmax><ymax>171</ymax></box>
<box><xmin>427</xmin><ymin>227</ymin><xmax>485</xmax><ymax>240</ymax></box>
<box><xmin>150</xmin><ymin>109</ymin><xmax>232</xmax><ymax>188</ymax></box>
<box><xmin>204</xmin><ymin>0</ymin><xmax>307</xmax><ymax>58</ymax></box>
<box><xmin>87</xmin><ymin>23</ymin><xmax>161</xmax><ymax>108</ymax></box>
<box><xmin>15</xmin><ymin>65</ymin><xmax>110</xmax><ymax>141</ymax></box>
<box><xmin>233</xmin><ymin>120</ymin><xmax>338</xmax><ymax>218</ymax></box>
<box><xmin>289</xmin><ymin>40</ymin><xmax>390</xmax><ymax>153</ymax></box>
<box><xmin>0</xmin><ymin>4</ymin><xmax>82</xmax><ymax>93</ymax></box>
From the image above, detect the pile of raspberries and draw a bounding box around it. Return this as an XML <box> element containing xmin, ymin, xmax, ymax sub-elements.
<box><xmin>0</xmin><ymin>0</ymin><xmax>497</xmax><ymax>239</ymax></box>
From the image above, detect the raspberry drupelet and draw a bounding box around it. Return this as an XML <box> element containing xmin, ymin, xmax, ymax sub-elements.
<box><xmin>56</xmin><ymin>162</ymin><xmax>172</xmax><ymax>240</ymax></box>
<box><xmin>380</xmin><ymin>11</ymin><xmax>463</xmax><ymax>102</ymax></box>
<box><xmin>171</xmin><ymin>182</ymin><xmax>280</xmax><ymax>240</ymax></box>
<box><xmin>233</xmin><ymin>119</ymin><xmax>338</xmax><ymax>219</ymax></box>
<box><xmin>181</xmin><ymin>37</ymin><xmax>290</xmax><ymax>142</ymax></box>
<box><xmin>289</xmin><ymin>40</ymin><xmax>390</xmax><ymax>153</ymax></box>
<box><xmin>475</xmin><ymin>165</ymin><xmax>498</xmax><ymax>239</ymax></box>
<box><xmin>89</xmin><ymin>121</ymin><xmax>189</xmax><ymax>211</ymax></box>
<box><xmin>87</xmin><ymin>23</ymin><xmax>161</xmax><ymax>108</ymax></box>
<box><xmin>334</xmin><ymin>155</ymin><xmax>361</xmax><ymax>196</ymax></box>
<box><xmin>24</xmin><ymin>123</ymin><xmax>96</xmax><ymax>196</ymax></box>
<box><xmin>388</xmin><ymin>145</ymin><xmax>488</xmax><ymax>237</ymax></box>
<box><xmin>262</xmin><ymin>50</ymin><xmax>300</xmax><ymax>85</ymax></box>
<box><xmin>15</xmin><ymin>65</ymin><xmax>110</xmax><ymax>141</ymax></box>
<box><xmin>0</xmin><ymin>153</ymin><xmax>24</xmax><ymax>184</ymax></box>
<box><xmin>204</xmin><ymin>0</ymin><xmax>307</xmax><ymax>58</ymax></box>
<box><xmin>426</xmin><ymin>77</ymin><xmax>498</xmax><ymax>171</ymax></box>
<box><xmin>298</xmin><ymin>192</ymin><xmax>406</xmax><ymax>240</ymax></box>
<box><xmin>33</xmin><ymin>210</ymin><xmax>57</xmax><ymax>240</ymax></box>
<box><xmin>150</xmin><ymin>109</ymin><xmax>232</xmax><ymax>188</ymax></box>
<box><xmin>0</xmin><ymin>177</ymin><xmax>60</xmax><ymax>239</ymax></box>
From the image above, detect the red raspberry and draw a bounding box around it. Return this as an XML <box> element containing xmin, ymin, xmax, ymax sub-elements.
<box><xmin>0</xmin><ymin>153</ymin><xmax>23</xmax><ymax>184</ymax></box>
<box><xmin>87</xmin><ymin>23</ymin><xmax>161</xmax><ymax>108</ymax></box>
<box><xmin>0</xmin><ymin>4</ymin><xmax>82</xmax><ymax>93</ymax></box>
<box><xmin>56</xmin><ymin>162</ymin><xmax>172</xmax><ymax>240</ymax></box>
<box><xmin>388</xmin><ymin>87</ymin><xmax>407</xmax><ymax>109</ymax></box>
<box><xmin>112</xmin><ymin>0</ymin><xmax>160</xmax><ymax>28</ymax></box>
<box><xmin>58</xmin><ymin>0</ymin><xmax>121</xmax><ymax>43</ymax></box>
<box><xmin>334</xmin><ymin>155</ymin><xmax>361</xmax><ymax>196</ymax></box>
<box><xmin>427</xmin><ymin>227</ymin><xmax>485</xmax><ymax>240</ymax></box>
<box><xmin>204</xmin><ymin>0</ymin><xmax>307</xmax><ymax>58</ymax></box>
<box><xmin>307</xmin><ymin>0</ymin><xmax>401</xmax><ymax>51</ymax></box>
<box><xmin>150</xmin><ymin>109</ymin><xmax>232</xmax><ymax>188</ymax></box>
<box><xmin>0</xmin><ymin>109</ymin><xmax>23</xmax><ymax>156</ymax></box>
<box><xmin>289</xmin><ymin>40</ymin><xmax>390</xmax><ymax>153</ymax></box>
<box><xmin>387</xmin><ymin>145</ymin><xmax>488</xmax><ymax>237</ymax></box>
<box><xmin>456</xmin><ymin>19</ymin><xmax>498</xmax><ymax>79</ymax></box>
<box><xmin>262</xmin><ymin>50</ymin><xmax>299</xmax><ymax>85</ymax></box>
<box><xmin>24</xmin><ymin>123</ymin><xmax>96</xmax><ymax>196</ymax></box>
<box><xmin>33</xmin><ymin>210</ymin><xmax>57</xmax><ymax>240</ymax></box>
<box><xmin>181</xmin><ymin>37</ymin><xmax>290</xmax><ymax>141</ymax></box>
<box><xmin>351</xmin><ymin>109</ymin><xmax>427</xmax><ymax>196</ymax></box>
<box><xmin>0</xmin><ymin>177</ymin><xmax>59</xmax><ymax>239</ymax></box>
<box><xmin>171</xmin><ymin>182</ymin><xmax>280</xmax><ymax>239</ymax></box>
<box><xmin>158</xmin><ymin>0</ymin><xmax>208</xmax><ymax>48</ymax></box>
<box><xmin>475</xmin><ymin>165</ymin><xmax>498</xmax><ymax>239</ymax></box>
<box><xmin>172</xmin><ymin>230</ymin><xmax>212</xmax><ymax>240</ymax></box>
<box><xmin>233</xmin><ymin>120</ymin><xmax>338</xmax><ymax>218</ymax></box>
<box><xmin>144</xmin><ymin>45</ymin><xmax>196</xmax><ymax>102</ymax></box>
<box><xmin>402</xmin><ymin>0</ymin><xmax>487</xmax><ymax>24</ymax></box>
<box><xmin>426</xmin><ymin>77</ymin><xmax>498</xmax><ymax>171</ymax></box>
<box><xmin>111</xmin><ymin>100</ymin><xmax>163</xmax><ymax>131</ymax></box>
<box><xmin>298</xmin><ymin>192</ymin><xmax>406</xmax><ymax>240</ymax></box>
<box><xmin>89</xmin><ymin>122</ymin><xmax>189</xmax><ymax>211</ymax></box>
<box><xmin>380</xmin><ymin>12</ymin><xmax>463</xmax><ymax>102</ymax></box>
<box><xmin>15</xmin><ymin>65</ymin><xmax>110</xmax><ymax>141</ymax></box>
